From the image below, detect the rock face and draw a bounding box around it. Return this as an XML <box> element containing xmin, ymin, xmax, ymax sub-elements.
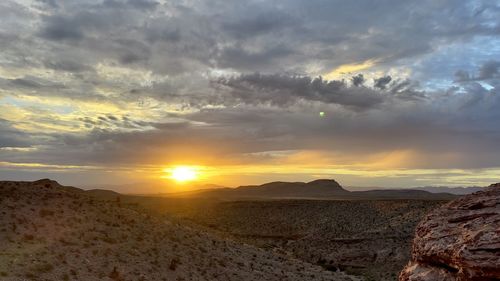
<box><xmin>400</xmin><ymin>184</ymin><xmax>500</xmax><ymax>281</ymax></box>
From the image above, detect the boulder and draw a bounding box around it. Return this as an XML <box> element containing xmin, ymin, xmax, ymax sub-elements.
<box><xmin>400</xmin><ymin>184</ymin><xmax>500</xmax><ymax>281</ymax></box>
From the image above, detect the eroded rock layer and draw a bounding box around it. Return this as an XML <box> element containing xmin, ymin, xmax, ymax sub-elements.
<box><xmin>400</xmin><ymin>184</ymin><xmax>500</xmax><ymax>281</ymax></box>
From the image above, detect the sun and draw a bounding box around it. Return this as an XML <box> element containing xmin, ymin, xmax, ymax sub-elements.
<box><xmin>169</xmin><ymin>166</ymin><xmax>198</xmax><ymax>182</ymax></box>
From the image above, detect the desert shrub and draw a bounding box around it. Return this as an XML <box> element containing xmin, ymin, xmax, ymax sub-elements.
<box><xmin>39</xmin><ymin>209</ymin><xmax>54</xmax><ymax>217</ymax></box>
<box><xmin>102</xmin><ymin>236</ymin><xmax>117</xmax><ymax>244</ymax></box>
<box><xmin>169</xmin><ymin>258</ymin><xmax>180</xmax><ymax>271</ymax></box>
<box><xmin>109</xmin><ymin>267</ymin><xmax>123</xmax><ymax>281</ymax></box>
<box><xmin>70</xmin><ymin>269</ymin><xmax>77</xmax><ymax>276</ymax></box>
<box><xmin>23</xmin><ymin>234</ymin><xmax>34</xmax><ymax>241</ymax></box>
<box><xmin>33</xmin><ymin>262</ymin><xmax>54</xmax><ymax>273</ymax></box>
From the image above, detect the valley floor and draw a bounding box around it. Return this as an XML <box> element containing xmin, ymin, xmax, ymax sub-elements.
<box><xmin>0</xmin><ymin>180</ymin><xmax>449</xmax><ymax>281</ymax></box>
<box><xmin>123</xmin><ymin>196</ymin><xmax>447</xmax><ymax>281</ymax></box>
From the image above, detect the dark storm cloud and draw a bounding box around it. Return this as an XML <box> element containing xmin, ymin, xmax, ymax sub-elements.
<box><xmin>38</xmin><ymin>15</ymin><xmax>85</xmax><ymax>41</ymax></box>
<box><xmin>217</xmin><ymin>45</ymin><xmax>296</xmax><ymax>72</ymax></box>
<box><xmin>14</xmin><ymin>75</ymin><xmax>500</xmax><ymax>169</ymax></box>
<box><xmin>351</xmin><ymin>74</ymin><xmax>365</xmax><ymax>87</ymax></box>
<box><xmin>36</xmin><ymin>0</ymin><xmax>58</xmax><ymax>9</ymax></box>
<box><xmin>221</xmin><ymin>9</ymin><xmax>295</xmax><ymax>39</ymax></box>
<box><xmin>479</xmin><ymin>60</ymin><xmax>500</xmax><ymax>80</ymax></box>
<box><xmin>43</xmin><ymin>59</ymin><xmax>91</xmax><ymax>73</ymax></box>
<box><xmin>215</xmin><ymin>73</ymin><xmax>393</xmax><ymax>110</ymax></box>
<box><xmin>374</xmin><ymin>76</ymin><xmax>392</xmax><ymax>89</ymax></box>
<box><xmin>4</xmin><ymin>76</ymin><xmax>67</xmax><ymax>90</ymax></box>
<box><xmin>2</xmin><ymin>74</ymin><xmax>500</xmax><ymax>170</ymax></box>
<box><xmin>454</xmin><ymin>60</ymin><xmax>500</xmax><ymax>82</ymax></box>
<box><xmin>0</xmin><ymin>119</ymin><xmax>33</xmax><ymax>148</ymax></box>
<box><xmin>1</xmin><ymin>0</ymin><xmax>500</xmax><ymax>175</ymax></box>
<box><xmin>26</xmin><ymin>0</ymin><xmax>499</xmax><ymax>76</ymax></box>
<box><xmin>454</xmin><ymin>70</ymin><xmax>471</xmax><ymax>82</ymax></box>
<box><xmin>110</xmin><ymin>0</ymin><xmax>159</xmax><ymax>11</ymax></box>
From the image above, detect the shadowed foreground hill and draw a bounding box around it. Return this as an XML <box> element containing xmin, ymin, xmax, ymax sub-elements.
<box><xmin>0</xmin><ymin>179</ymin><xmax>358</xmax><ymax>281</ymax></box>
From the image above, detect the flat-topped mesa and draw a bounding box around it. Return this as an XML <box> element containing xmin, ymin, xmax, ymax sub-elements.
<box><xmin>306</xmin><ymin>179</ymin><xmax>342</xmax><ymax>187</ymax></box>
<box><xmin>399</xmin><ymin>183</ymin><xmax>500</xmax><ymax>281</ymax></box>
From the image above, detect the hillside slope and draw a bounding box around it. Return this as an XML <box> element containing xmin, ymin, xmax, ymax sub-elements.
<box><xmin>0</xmin><ymin>180</ymin><xmax>357</xmax><ymax>281</ymax></box>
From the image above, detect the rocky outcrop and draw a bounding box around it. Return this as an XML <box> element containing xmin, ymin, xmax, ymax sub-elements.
<box><xmin>400</xmin><ymin>184</ymin><xmax>500</xmax><ymax>281</ymax></box>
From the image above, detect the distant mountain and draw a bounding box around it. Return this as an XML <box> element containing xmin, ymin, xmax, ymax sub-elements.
<box><xmin>16</xmin><ymin>178</ymin><xmax>459</xmax><ymax>200</ymax></box>
<box><xmin>352</xmin><ymin>189</ymin><xmax>456</xmax><ymax>200</ymax></box>
<box><xmin>85</xmin><ymin>189</ymin><xmax>122</xmax><ymax>199</ymax></box>
<box><xmin>84</xmin><ymin>181</ymin><xmax>226</xmax><ymax>194</ymax></box>
<box><xmin>411</xmin><ymin>186</ymin><xmax>483</xmax><ymax>195</ymax></box>
<box><xmin>235</xmin><ymin>179</ymin><xmax>349</xmax><ymax>197</ymax></box>
<box><xmin>347</xmin><ymin>185</ymin><xmax>483</xmax><ymax>195</ymax></box>
<box><xmin>177</xmin><ymin>179</ymin><xmax>457</xmax><ymax>200</ymax></box>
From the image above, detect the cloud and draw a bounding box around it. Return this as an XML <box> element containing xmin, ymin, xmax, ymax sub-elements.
<box><xmin>454</xmin><ymin>60</ymin><xmax>500</xmax><ymax>82</ymax></box>
<box><xmin>478</xmin><ymin>60</ymin><xmax>500</xmax><ymax>80</ymax></box>
<box><xmin>25</xmin><ymin>0</ymin><xmax>499</xmax><ymax>77</ymax></box>
<box><xmin>373</xmin><ymin>76</ymin><xmax>392</xmax><ymax>89</ymax></box>
<box><xmin>351</xmin><ymin>74</ymin><xmax>365</xmax><ymax>87</ymax></box>
<box><xmin>38</xmin><ymin>15</ymin><xmax>86</xmax><ymax>41</ymax></box>
<box><xmin>0</xmin><ymin>0</ymin><xmax>500</xmax><ymax>186</ymax></box>
<box><xmin>0</xmin><ymin>119</ymin><xmax>33</xmax><ymax>148</ymax></box>
<box><xmin>215</xmin><ymin>73</ymin><xmax>392</xmax><ymax>110</ymax></box>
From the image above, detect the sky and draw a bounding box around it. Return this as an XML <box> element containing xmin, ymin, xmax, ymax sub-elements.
<box><xmin>0</xmin><ymin>0</ymin><xmax>500</xmax><ymax>191</ymax></box>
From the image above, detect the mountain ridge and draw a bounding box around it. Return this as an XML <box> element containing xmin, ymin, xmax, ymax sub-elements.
<box><xmin>173</xmin><ymin>179</ymin><xmax>457</xmax><ymax>200</ymax></box>
<box><xmin>2</xmin><ymin>178</ymin><xmax>459</xmax><ymax>200</ymax></box>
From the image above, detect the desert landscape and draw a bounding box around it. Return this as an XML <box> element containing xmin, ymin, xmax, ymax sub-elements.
<box><xmin>2</xmin><ymin>178</ymin><xmax>498</xmax><ymax>280</ymax></box>
<box><xmin>0</xmin><ymin>179</ymin><xmax>359</xmax><ymax>281</ymax></box>
<box><xmin>1</xmin><ymin>0</ymin><xmax>500</xmax><ymax>280</ymax></box>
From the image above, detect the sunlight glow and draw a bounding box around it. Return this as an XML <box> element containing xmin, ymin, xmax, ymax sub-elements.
<box><xmin>324</xmin><ymin>59</ymin><xmax>378</xmax><ymax>80</ymax></box>
<box><xmin>169</xmin><ymin>166</ymin><xmax>198</xmax><ymax>182</ymax></box>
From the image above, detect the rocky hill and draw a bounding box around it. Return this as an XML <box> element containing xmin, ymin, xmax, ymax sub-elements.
<box><xmin>0</xmin><ymin>179</ymin><xmax>358</xmax><ymax>281</ymax></box>
<box><xmin>399</xmin><ymin>183</ymin><xmax>500</xmax><ymax>280</ymax></box>
<box><xmin>179</xmin><ymin>179</ymin><xmax>457</xmax><ymax>200</ymax></box>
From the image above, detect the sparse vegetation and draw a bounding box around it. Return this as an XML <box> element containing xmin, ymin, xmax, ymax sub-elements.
<box><xmin>0</xmin><ymin>180</ymin><xmax>358</xmax><ymax>281</ymax></box>
<box><xmin>137</xmin><ymin>198</ymin><xmax>445</xmax><ymax>281</ymax></box>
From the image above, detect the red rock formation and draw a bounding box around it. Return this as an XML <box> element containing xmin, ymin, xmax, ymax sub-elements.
<box><xmin>400</xmin><ymin>184</ymin><xmax>500</xmax><ymax>281</ymax></box>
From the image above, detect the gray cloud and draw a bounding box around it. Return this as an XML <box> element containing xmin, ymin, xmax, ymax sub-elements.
<box><xmin>454</xmin><ymin>60</ymin><xmax>500</xmax><ymax>82</ymax></box>
<box><xmin>38</xmin><ymin>15</ymin><xmax>86</xmax><ymax>41</ymax></box>
<box><xmin>24</xmin><ymin>0</ymin><xmax>499</xmax><ymax>77</ymax></box>
<box><xmin>43</xmin><ymin>59</ymin><xmax>92</xmax><ymax>73</ymax></box>
<box><xmin>0</xmin><ymin>119</ymin><xmax>34</xmax><ymax>148</ymax></box>
<box><xmin>221</xmin><ymin>9</ymin><xmax>294</xmax><ymax>39</ymax></box>
<box><xmin>374</xmin><ymin>76</ymin><xmax>392</xmax><ymax>89</ymax></box>
<box><xmin>9</xmin><ymin>76</ymin><xmax>500</xmax><ymax>170</ymax></box>
<box><xmin>0</xmin><ymin>0</ymin><xmax>500</xmax><ymax>184</ymax></box>
<box><xmin>351</xmin><ymin>74</ymin><xmax>365</xmax><ymax>87</ymax></box>
<box><xmin>215</xmin><ymin>73</ymin><xmax>394</xmax><ymax>110</ymax></box>
<box><xmin>479</xmin><ymin>60</ymin><xmax>500</xmax><ymax>80</ymax></box>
